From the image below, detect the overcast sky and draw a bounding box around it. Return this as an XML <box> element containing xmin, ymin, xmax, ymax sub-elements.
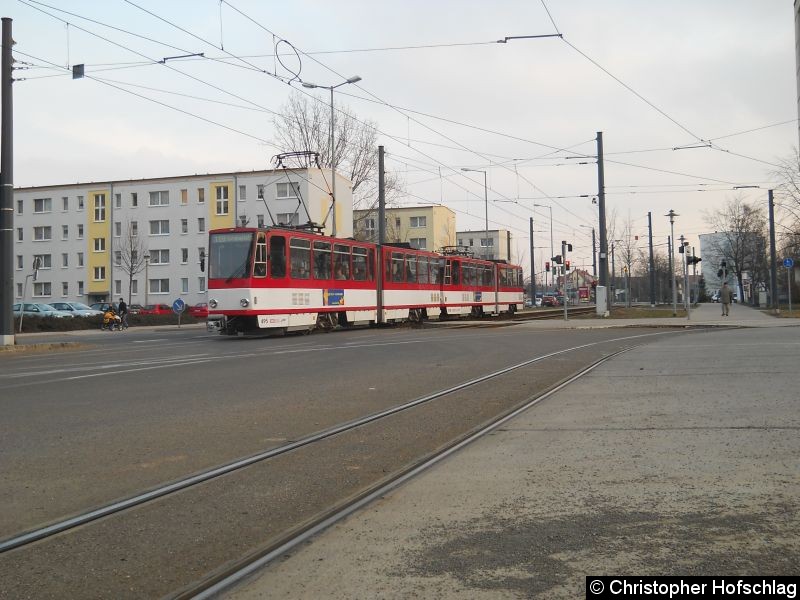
<box><xmin>5</xmin><ymin>0</ymin><xmax>797</xmax><ymax>271</ymax></box>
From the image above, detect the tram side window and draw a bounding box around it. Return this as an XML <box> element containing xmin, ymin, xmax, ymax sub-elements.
<box><xmin>405</xmin><ymin>255</ymin><xmax>417</xmax><ymax>283</ymax></box>
<box><xmin>269</xmin><ymin>235</ymin><xmax>286</xmax><ymax>278</ymax></box>
<box><xmin>352</xmin><ymin>247</ymin><xmax>368</xmax><ymax>281</ymax></box>
<box><xmin>499</xmin><ymin>267</ymin><xmax>508</xmax><ymax>287</ymax></box>
<box><xmin>313</xmin><ymin>241</ymin><xmax>331</xmax><ymax>280</ymax></box>
<box><xmin>334</xmin><ymin>244</ymin><xmax>351</xmax><ymax>280</ymax></box>
<box><xmin>367</xmin><ymin>248</ymin><xmax>375</xmax><ymax>281</ymax></box>
<box><xmin>392</xmin><ymin>252</ymin><xmax>404</xmax><ymax>282</ymax></box>
<box><xmin>254</xmin><ymin>232</ymin><xmax>267</xmax><ymax>277</ymax></box>
<box><xmin>465</xmin><ymin>264</ymin><xmax>477</xmax><ymax>286</ymax></box>
<box><xmin>484</xmin><ymin>266</ymin><xmax>494</xmax><ymax>286</ymax></box>
<box><xmin>290</xmin><ymin>238</ymin><xmax>311</xmax><ymax>279</ymax></box>
<box><xmin>450</xmin><ymin>261</ymin><xmax>460</xmax><ymax>285</ymax></box>
<box><xmin>517</xmin><ymin>269</ymin><xmax>524</xmax><ymax>287</ymax></box>
<box><xmin>418</xmin><ymin>257</ymin><xmax>429</xmax><ymax>284</ymax></box>
<box><xmin>431</xmin><ymin>259</ymin><xmax>442</xmax><ymax>284</ymax></box>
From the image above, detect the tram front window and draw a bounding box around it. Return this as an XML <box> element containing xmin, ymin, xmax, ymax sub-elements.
<box><xmin>209</xmin><ymin>232</ymin><xmax>254</xmax><ymax>279</ymax></box>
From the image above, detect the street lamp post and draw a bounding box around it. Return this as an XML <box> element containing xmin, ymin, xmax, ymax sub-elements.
<box><xmin>461</xmin><ymin>168</ymin><xmax>490</xmax><ymax>259</ymax></box>
<box><xmin>144</xmin><ymin>252</ymin><xmax>150</xmax><ymax>307</ymax></box>
<box><xmin>302</xmin><ymin>75</ymin><xmax>362</xmax><ymax>237</ymax></box>
<box><xmin>666</xmin><ymin>209</ymin><xmax>678</xmax><ymax>316</ymax></box>
<box><xmin>580</xmin><ymin>224</ymin><xmax>596</xmax><ymax>278</ymax></box>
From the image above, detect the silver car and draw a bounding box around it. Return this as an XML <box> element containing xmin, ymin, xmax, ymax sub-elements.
<box><xmin>13</xmin><ymin>303</ymin><xmax>74</xmax><ymax>318</ymax></box>
<box><xmin>49</xmin><ymin>302</ymin><xmax>104</xmax><ymax>317</ymax></box>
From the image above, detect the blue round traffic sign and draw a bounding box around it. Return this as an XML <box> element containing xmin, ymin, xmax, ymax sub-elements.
<box><xmin>172</xmin><ymin>298</ymin><xmax>186</xmax><ymax>314</ymax></box>
<box><xmin>783</xmin><ymin>257</ymin><xmax>794</xmax><ymax>268</ymax></box>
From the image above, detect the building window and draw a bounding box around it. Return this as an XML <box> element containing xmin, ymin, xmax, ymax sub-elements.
<box><xmin>480</xmin><ymin>238</ymin><xmax>494</xmax><ymax>247</ymax></box>
<box><xmin>34</xmin><ymin>254</ymin><xmax>52</xmax><ymax>269</ymax></box>
<box><xmin>115</xmin><ymin>251</ymin><xmax>122</xmax><ymax>266</ymax></box>
<box><xmin>16</xmin><ymin>283</ymin><xmax>22</xmax><ymax>298</ymax></box>
<box><xmin>77</xmin><ymin>224</ymin><xmax>84</xmax><ymax>239</ymax></box>
<box><xmin>149</xmin><ymin>279</ymin><xmax>169</xmax><ymax>294</ymax></box>
<box><xmin>457</xmin><ymin>238</ymin><xmax>463</xmax><ymax>246</ymax></box>
<box><xmin>16</xmin><ymin>199</ymin><xmax>22</xmax><ymax>214</ymax></box>
<box><xmin>409</xmin><ymin>238</ymin><xmax>427</xmax><ymax>250</ymax></box>
<box><xmin>198</xmin><ymin>276</ymin><xmax>206</xmax><ymax>292</ymax></box>
<box><xmin>276</xmin><ymin>182</ymin><xmax>300</xmax><ymax>198</ymax></box>
<box><xmin>277</xmin><ymin>212</ymin><xmax>299</xmax><ymax>226</ymax></box>
<box><xmin>181</xmin><ymin>219</ymin><xmax>188</xmax><ymax>234</ymax></box>
<box><xmin>181</xmin><ymin>278</ymin><xmax>189</xmax><ymax>294</ymax></box>
<box><xmin>93</xmin><ymin>194</ymin><xmax>106</xmax><ymax>222</ymax></box>
<box><xmin>257</xmin><ymin>184</ymin><xmax>264</xmax><ymax>199</ymax></box>
<box><xmin>239</xmin><ymin>185</ymin><xmax>246</xmax><ymax>200</ymax></box>
<box><xmin>215</xmin><ymin>186</ymin><xmax>229</xmax><ymax>215</ymax></box>
<box><xmin>115</xmin><ymin>193</ymin><xmax>121</xmax><ymax>208</ymax></box>
<box><xmin>77</xmin><ymin>196</ymin><xmax>84</xmax><ymax>210</ymax></box>
<box><xmin>93</xmin><ymin>266</ymin><xmax>106</xmax><ymax>281</ymax></box>
<box><xmin>198</xmin><ymin>247</ymin><xmax>205</xmax><ymax>264</ymax></box>
<box><xmin>33</xmin><ymin>282</ymin><xmax>52</xmax><ymax>297</ymax></box>
<box><xmin>198</xmin><ymin>218</ymin><xmax>205</xmax><ymax>233</ymax></box>
<box><xmin>62</xmin><ymin>225</ymin><xmax>69</xmax><ymax>240</ymax></box>
<box><xmin>114</xmin><ymin>280</ymin><xmax>122</xmax><ymax>295</ymax></box>
<box><xmin>149</xmin><ymin>220</ymin><xmax>170</xmax><ymax>235</ymax></box>
<box><xmin>131</xmin><ymin>192</ymin><xmax>138</xmax><ymax>207</ymax></box>
<box><xmin>62</xmin><ymin>253</ymin><xmax>69</xmax><ymax>268</ymax></box>
<box><xmin>181</xmin><ymin>189</ymin><xmax>188</xmax><ymax>205</ymax></box>
<box><xmin>257</xmin><ymin>214</ymin><xmax>265</xmax><ymax>227</ymax></box>
<box><xmin>198</xmin><ymin>187</ymin><xmax>205</xmax><ymax>203</ymax></box>
<box><xmin>16</xmin><ymin>255</ymin><xmax>22</xmax><ymax>270</ymax></box>
<box><xmin>410</xmin><ymin>216</ymin><xmax>427</xmax><ymax>228</ymax></box>
<box><xmin>93</xmin><ymin>238</ymin><xmax>106</xmax><ymax>252</ymax></box>
<box><xmin>181</xmin><ymin>248</ymin><xmax>188</xmax><ymax>264</ymax></box>
<box><xmin>17</xmin><ymin>227</ymin><xmax>22</xmax><ymax>241</ymax></box>
<box><xmin>34</xmin><ymin>226</ymin><xmax>52</xmax><ymax>241</ymax></box>
<box><xmin>62</xmin><ymin>197</ymin><xmax>69</xmax><ymax>211</ymax></box>
<box><xmin>131</xmin><ymin>221</ymin><xmax>138</xmax><ymax>236</ymax></box>
<box><xmin>149</xmin><ymin>249</ymin><xmax>169</xmax><ymax>265</ymax></box>
<box><xmin>395</xmin><ymin>217</ymin><xmax>401</xmax><ymax>229</ymax></box>
<box><xmin>78</xmin><ymin>281</ymin><xmax>84</xmax><ymax>296</ymax></box>
<box><xmin>114</xmin><ymin>222</ymin><xmax>121</xmax><ymax>237</ymax></box>
<box><xmin>62</xmin><ymin>282</ymin><xmax>69</xmax><ymax>296</ymax></box>
<box><xmin>77</xmin><ymin>252</ymin><xmax>84</xmax><ymax>267</ymax></box>
<box><xmin>34</xmin><ymin>197</ymin><xmax>52</xmax><ymax>213</ymax></box>
<box><xmin>149</xmin><ymin>190</ymin><xmax>169</xmax><ymax>206</ymax></box>
<box><xmin>364</xmin><ymin>218</ymin><xmax>376</xmax><ymax>236</ymax></box>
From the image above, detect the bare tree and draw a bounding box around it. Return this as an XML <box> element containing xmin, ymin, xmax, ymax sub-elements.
<box><xmin>273</xmin><ymin>92</ymin><xmax>402</xmax><ymax>220</ymax></box>
<box><xmin>114</xmin><ymin>221</ymin><xmax>148</xmax><ymax>304</ymax></box>
<box><xmin>703</xmin><ymin>196</ymin><xmax>768</xmax><ymax>304</ymax></box>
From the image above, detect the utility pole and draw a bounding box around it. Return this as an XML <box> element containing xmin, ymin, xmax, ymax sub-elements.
<box><xmin>768</xmin><ymin>189</ymin><xmax>778</xmax><ymax>312</ymax></box>
<box><xmin>648</xmin><ymin>211</ymin><xmax>656</xmax><ymax>307</ymax></box>
<box><xmin>529</xmin><ymin>217</ymin><xmax>536</xmax><ymax>300</ymax></box>
<box><xmin>596</xmin><ymin>132</ymin><xmax>610</xmax><ymax>314</ymax></box>
<box><xmin>1</xmin><ymin>18</ymin><xmax>14</xmax><ymax>346</ymax></box>
<box><xmin>562</xmin><ymin>240</ymin><xmax>569</xmax><ymax>321</ymax></box>
<box><xmin>666</xmin><ymin>209</ymin><xmax>679</xmax><ymax>316</ymax></box>
<box><xmin>377</xmin><ymin>145</ymin><xmax>385</xmax><ymax>324</ymax></box>
<box><xmin>679</xmin><ymin>234</ymin><xmax>689</xmax><ymax>319</ymax></box>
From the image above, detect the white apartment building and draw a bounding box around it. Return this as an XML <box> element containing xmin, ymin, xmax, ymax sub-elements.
<box><xmin>456</xmin><ymin>229</ymin><xmax>513</xmax><ymax>262</ymax></box>
<box><xmin>13</xmin><ymin>168</ymin><xmax>353</xmax><ymax>307</ymax></box>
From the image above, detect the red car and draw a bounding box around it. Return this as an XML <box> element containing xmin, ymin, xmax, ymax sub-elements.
<box><xmin>139</xmin><ymin>303</ymin><xmax>172</xmax><ymax>315</ymax></box>
<box><xmin>188</xmin><ymin>303</ymin><xmax>209</xmax><ymax>318</ymax></box>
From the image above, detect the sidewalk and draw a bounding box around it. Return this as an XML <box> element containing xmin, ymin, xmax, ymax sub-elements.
<box><xmin>229</xmin><ymin>319</ymin><xmax>800</xmax><ymax>599</ymax></box>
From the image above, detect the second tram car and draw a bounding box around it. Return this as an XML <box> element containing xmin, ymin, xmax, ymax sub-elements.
<box><xmin>207</xmin><ymin>227</ymin><xmax>523</xmax><ymax>335</ymax></box>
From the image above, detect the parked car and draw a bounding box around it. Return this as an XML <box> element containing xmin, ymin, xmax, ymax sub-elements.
<box><xmin>535</xmin><ymin>297</ymin><xmax>543</xmax><ymax>307</ymax></box>
<box><xmin>90</xmin><ymin>302</ymin><xmax>115</xmax><ymax>313</ymax></box>
<box><xmin>139</xmin><ymin>303</ymin><xmax>172</xmax><ymax>315</ymax></box>
<box><xmin>711</xmin><ymin>291</ymin><xmax>720</xmax><ymax>303</ymax></box>
<box><xmin>541</xmin><ymin>295</ymin><xmax>558</xmax><ymax>307</ymax></box>
<box><xmin>188</xmin><ymin>303</ymin><xmax>209</xmax><ymax>318</ymax></box>
<box><xmin>128</xmin><ymin>304</ymin><xmax>144</xmax><ymax>315</ymax></box>
<box><xmin>48</xmin><ymin>301</ymin><xmax>104</xmax><ymax>317</ymax></box>
<box><xmin>13</xmin><ymin>303</ymin><xmax>74</xmax><ymax>318</ymax></box>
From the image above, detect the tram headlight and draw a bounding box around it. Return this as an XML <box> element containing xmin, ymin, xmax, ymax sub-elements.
<box><xmin>209</xmin><ymin>299</ymin><xmax>218</xmax><ymax>308</ymax></box>
<box><xmin>240</xmin><ymin>298</ymin><xmax>250</xmax><ymax>308</ymax></box>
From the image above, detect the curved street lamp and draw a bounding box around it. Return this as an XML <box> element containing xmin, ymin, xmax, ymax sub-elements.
<box><xmin>302</xmin><ymin>75</ymin><xmax>362</xmax><ymax>237</ymax></box>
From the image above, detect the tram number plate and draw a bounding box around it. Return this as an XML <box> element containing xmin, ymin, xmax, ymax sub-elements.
<box><xmin>258</xmin><ymin>315</ymin><xmax>289</xmax><ymax>328</ymax></box>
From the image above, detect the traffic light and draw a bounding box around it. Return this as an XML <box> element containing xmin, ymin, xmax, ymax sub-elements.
<box><xmin>552</xmin><ymin>255</ymin><xmax>562</xmax><ymax>264</ymax></box>
<box><xmin>687</xmin><ymin>255</ymin><xmax>702</xmax><ymax>265</ymax></box>
<box><xmin>565</xmin><ymin>260</ymin><xmax>571</xmax><ymax>272</ymax></box>
<box><xmin>545</xmin><ymin>261</ymin><xmax>550</xmax><ymax>271</ymax></box>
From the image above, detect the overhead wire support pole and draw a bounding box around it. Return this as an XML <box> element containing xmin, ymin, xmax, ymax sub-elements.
<box><xmin>768</xmin><ymin>189</ymin><xmax>778</xmax><ymax>313</ymax></box>
<box><xmin>529</xmin><ymin>217</ymin><xmax>536</xmax><ymax>300</ymax></box>
<box><xmin>596</xmin><ymin>132</ymin><xmax>609</xmax><ymax>315</ymax></box>
<box><xmin>1</xmin><ymin>18</ymin><xmax>14</xmax><ymax>346</ymax></box>
<box><xmin>648</xmin><ymin>211</ymin><xmax>656</xmax><ymax>307</ymax></box>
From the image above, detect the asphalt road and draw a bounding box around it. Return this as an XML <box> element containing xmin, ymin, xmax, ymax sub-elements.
<box><xmin>0</xmin><ymin>323</ymin><xmax>688</xmax><ymax>598</ymax></box>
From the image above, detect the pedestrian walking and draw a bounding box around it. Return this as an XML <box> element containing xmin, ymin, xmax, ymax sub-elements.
<box><xmin>720</xmin><ymin>282</ymin><xmax>733</xmax><ymax>316</ymax></box>
<box><xmin>118</xmin><ymin>297</ymin><xmax>129</xmax><ymax>329</ymax></box>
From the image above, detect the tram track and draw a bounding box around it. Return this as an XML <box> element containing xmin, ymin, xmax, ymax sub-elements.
<box><xmin>0</xmin><ymin>329</ymin><xmax>681</xmax><ymax>599</ymax></box>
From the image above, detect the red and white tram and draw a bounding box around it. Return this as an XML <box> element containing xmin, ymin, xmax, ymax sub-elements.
<box><xmin>206</xmin><ymin>227</ymin><xmax>524</xmax><ymax>335</ymax></box>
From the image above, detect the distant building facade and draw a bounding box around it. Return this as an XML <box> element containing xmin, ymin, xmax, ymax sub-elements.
<box><xmin>456</xmin><ymin>229</ymin><xmax>512</xmax><ymax>261</ymax></box>
<box><xmin>353</xmin><ymin>205</ymin><xmax>455</xmax><ymax>251</ymax></box>
<box><xmin>13</xmin><ymin>168</ymin><xmax>352</xmax><ymax>306</ymax></box>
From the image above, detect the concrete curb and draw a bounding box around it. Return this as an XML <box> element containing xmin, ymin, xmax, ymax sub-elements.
<box><xmin>0</xmin><ymin>342</ymin><xmax>87</xmax><ymax>354</ymax></box>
